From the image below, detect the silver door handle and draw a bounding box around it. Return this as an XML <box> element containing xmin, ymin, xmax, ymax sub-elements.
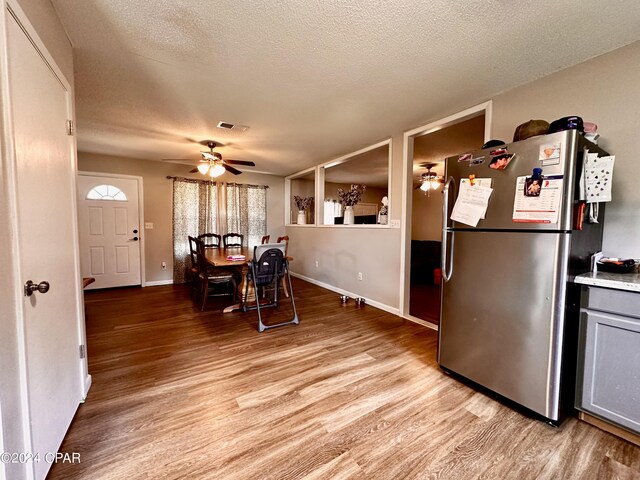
<box><xmin>24</xmin><ymin>280</ymin><xmax>50</xmax><ymax>296</ymax></box>
<box><xmin>441</xmin><ymin>177</ymin><xmax>455</xmax><ymax>283</ymax></box>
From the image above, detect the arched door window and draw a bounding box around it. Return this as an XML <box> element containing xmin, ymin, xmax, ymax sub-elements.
<box><xmin>86</xmin><ymin>184</ymin><xmax>127</xmax><ymax>201</ymax></box>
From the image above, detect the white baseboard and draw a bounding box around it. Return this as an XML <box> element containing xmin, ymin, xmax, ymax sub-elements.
<box><xmin>404</xmin><ymin>314</ymin><xmax>439</xmax><ymax>331</ymax></box>
<box><xmin>144</xmin><ymin>280</ymin><xmax>174</xmax><ymax>287</ymax></box>
<box><xmin>82</xmin><ymin>374</ymin><xmax>92</xmax><ymax>402</ymax></box>
<box><xmin>290</xmin><ymin>272</ymin><xmax>400</xmax><ymax>316</ymax></box>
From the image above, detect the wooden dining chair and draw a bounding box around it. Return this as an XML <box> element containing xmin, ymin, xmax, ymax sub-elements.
<box><xmin>223</xmin><ymin>233</ymin><xmax>244</xmax><ymax>247</ymax></box>
<box><xmin>198</xmin><ymin>233</ymin><xmax>222</xmax><ymax>248</ymax></box>
<box><xmin>195</xmin><ymin>238</ymin><xmax>237</xmax><ymax>311</ymax></box>
<box><xmin>276</xmin><ymin>236</ymin><xmax>290</xmax><ymax>297</ymax></box>
<box><xmin>261</xmin><ymin>234</ymin><xmax>270</xmax><ymax>244</ymax></box>
<box><xmin>188</xmin><ymin>236</ymin><xmax>200</xmax><ymax>299</ymax></box>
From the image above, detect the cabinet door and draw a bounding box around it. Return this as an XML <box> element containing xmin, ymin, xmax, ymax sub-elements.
<box><xmin>577</xmin><ymin>309</ymin><xmax>640</xmax><ymax>434</ymax></box>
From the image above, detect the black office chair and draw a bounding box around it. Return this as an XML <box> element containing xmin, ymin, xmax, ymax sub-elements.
<box><xmin>198</xmin><ymin>233</ymin><xmax>222</xmax><ymax>248</ymax></box>
<box><xmin>195</xmin><ymin>238</ymin><xmax>237</xmax><ymax>311</ymax></box>
<box><xmin>243</xmin><ymin>243</ymin><xmax>299</xmax><ymax>332</ymax></box>
<box><xmin>223</xmin><ymin>233</ymin><xmax>244</xmax><ymax>247</ymax></box>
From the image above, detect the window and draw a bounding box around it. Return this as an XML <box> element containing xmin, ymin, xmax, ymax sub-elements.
<box><xmin>285</xmin><ymin>167</ymin><xmax>316</xmax><ymax>225</ymax></box>
<box><xmin>86</xmin><ymin>184</ymin><xmax>127</xmax><ymax>201</ymax></box>
<box><xmin>320</xmin><ymin>140</ymin><xmax>391</xmax><ymax>226</ymax></box>
<box><xmin>171</xmin><ymin>177</ymin><xmax>267</xmax><ymax>283</ymax></box>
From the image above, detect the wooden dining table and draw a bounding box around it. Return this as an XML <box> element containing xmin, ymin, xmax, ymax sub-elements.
<box><xmin>203</xmin><ymin>246</ymin><xmax>293</xmax><ymax>313</ymax></box>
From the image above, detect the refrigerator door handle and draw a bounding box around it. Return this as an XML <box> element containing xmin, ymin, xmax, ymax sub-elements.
<box><xmin>441</xmin><ymin>176</ymin><xmax>455</xmax><ymax>282</ymax></box>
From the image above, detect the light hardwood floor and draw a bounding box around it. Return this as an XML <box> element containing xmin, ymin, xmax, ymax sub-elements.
<box><xmin>49</xmin><ymin>279</ymin><xmax>640</xmax><ymax>479</ymax></box>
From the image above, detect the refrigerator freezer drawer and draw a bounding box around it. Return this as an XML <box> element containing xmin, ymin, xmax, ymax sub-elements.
<box><xmin>438</xmin><ymin>230</ymin><xmax>571</xmax><ymax>420</ymax></box>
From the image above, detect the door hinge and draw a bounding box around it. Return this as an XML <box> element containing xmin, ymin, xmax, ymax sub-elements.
<box><xmin>67</xmin><ymin>120</ymin><xmax>74</xmax><ymax>136</ymax></box>
<box><xmin>79</xmin><ymin>344</ymin><xmax>86</xmax><ymax>359</ymax></box>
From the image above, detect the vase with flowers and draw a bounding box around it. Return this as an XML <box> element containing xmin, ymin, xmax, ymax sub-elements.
<box><xmin>337</xmin><ymin>184</ymin><xmax>366</xmax><ymax>225</ymax></box>
<box><xmin>379</xmin><ymin>196</ymin><xmax>388</xmax><ymax>225</ymax></box>
<box><xmin>293</xmin><ymin>195</ymin><xmax>314</xmax><ymax>224</ymax></box>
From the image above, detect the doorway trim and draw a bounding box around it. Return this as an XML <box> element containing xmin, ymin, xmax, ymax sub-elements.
<box><xmin>399</xmin><ymin>101</ymin><xmax>493</xmax><ymax>326</ymax></box>
<box><xmin>78</xmin><ymin>171</ymin><xmax>146</xmax><ymax>287</ymax></box>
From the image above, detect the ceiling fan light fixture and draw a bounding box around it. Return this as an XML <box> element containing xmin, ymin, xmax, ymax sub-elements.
<box><xmin>197</xmin><ymin>163</ymin><xmax>210</xmax><ymax>175</ymax></box>
<box><xmin>209</xmin><ymin>163</ymin><xmax>226</xmax><ymax>178</ymax></box>
<box><xmin>420</xmin><ymin>181</ymin><xmax>431</xmax><ymax>192</ymax></box>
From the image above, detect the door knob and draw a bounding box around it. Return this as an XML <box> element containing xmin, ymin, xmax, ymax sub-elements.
<box><xmin>133</xmin><ymin>229</ymin><xmax>138</xmax><ymax>234</ymax></box>
<box><xmin>130</xmin><ymin>236</ymin><xmax>139</xmax><ymax>241</ymax></box>
<box><xmin>24</xmin><ymin>280</ymin><xmax>50</xmax><ymax>297</ymax></box>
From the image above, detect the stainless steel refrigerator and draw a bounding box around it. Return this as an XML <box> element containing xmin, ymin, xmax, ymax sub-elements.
<box><xmin>437</xmin><ymin>130</ymin><xmax>609</xmax><ymax>423</ymax></box>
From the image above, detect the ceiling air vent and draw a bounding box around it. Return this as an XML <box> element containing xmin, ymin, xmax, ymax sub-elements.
<box><xmin>217</xmin><ymin>121</ymin><xmax>249</xmax><ymax>132</ymax></box>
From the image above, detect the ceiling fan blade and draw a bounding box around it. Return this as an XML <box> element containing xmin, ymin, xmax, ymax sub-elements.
<box><xmin>223</xmin><ymin>164</ymin><xmax>242</xmax><ymax>175</ymax></box>
<box><xmin>414</xmin><ymin>184</ymin><xmax>422</xmax><ymax>190</ymax></box>
<box><xmin>189</xmin><ymin>167</ymin><xmax>199</xmax><ymax>173</ymax></box>
<box><xmin>224</xmin><ymin>159</ymin><xmax>255</xmax><ymax>167</ymax></box>
<box><xmin>162</xmin><ymin>158</ymin><xmax>199</xmax><ymax>162</ymax></box>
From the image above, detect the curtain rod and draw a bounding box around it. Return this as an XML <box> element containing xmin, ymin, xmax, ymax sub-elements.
<box><xmin>166</xmin><ymin>176</ymin><xmax>269</xmax><ymax>188</ymax></box>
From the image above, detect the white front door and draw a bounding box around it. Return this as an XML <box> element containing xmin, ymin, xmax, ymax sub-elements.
<box><xmin>7</xmin><ymin>8</ymin><xmax>84</xmax><ymax>479</ymax></box>
<box><xmin>77</xmin><ymin>175</ymin><xmax>142</xmax><ymax>289</ymax></box>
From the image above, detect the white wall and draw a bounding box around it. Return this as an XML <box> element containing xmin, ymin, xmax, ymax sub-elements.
<box><xmin>78</xmin><ymin>153</ymin><xmax>285</xmax><ymax>283</ymax></box>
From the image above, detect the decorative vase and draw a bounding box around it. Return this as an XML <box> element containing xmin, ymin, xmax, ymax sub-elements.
<box><xmin>297</xmin><ymin>210</ymin><xmax>306</xmax><ymax>225</ymax></box>
<box><xmin>344</xmin><ymin>205</ymin><xmax>354</xmax><ymax>225</ymax></box>
<box><xmin>379</xmin><ymin>214</ymin><xmax>388</xmax><ymax>225</ymax></box>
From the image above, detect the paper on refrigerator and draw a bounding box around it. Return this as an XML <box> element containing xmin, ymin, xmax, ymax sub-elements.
<box><xmin>451</xmin><ymin>181</ymin><xmax>493</xmax><ymax>227</ymax></box>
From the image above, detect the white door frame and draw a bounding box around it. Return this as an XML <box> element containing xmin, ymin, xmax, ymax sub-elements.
<box><xmin>79</xmin><ymin>171</ymin><xmax>146</xmax><ymax>287</ymax></box>
<box><xmin>399</xmin><ymin>101</ymin><xmax>493</xmax><ymax>326</ymax></box>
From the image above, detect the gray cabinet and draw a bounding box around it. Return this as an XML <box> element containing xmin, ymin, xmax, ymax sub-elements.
<box><xmin>576</xmin><ymin>286</ymin><xmax>640</xmax><ymax>436</ymax></box>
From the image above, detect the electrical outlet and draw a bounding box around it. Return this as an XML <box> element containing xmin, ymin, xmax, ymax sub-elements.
<box><xmin>145</xmin><ymin>222</ymin><xmax>154</xmax><ymax>229</ymax></box>
<box><xmin>358</xmin><ymin>272</ymin><xmax>363</xmax><ymax>281</ymax></box>
<box><xmin>315</xmin><ymin>260</ymin><xmax>319</xmax><ymax>268</ymax></box>
<box><xmin>390</xmin><ymin>219</ymin><xmax>400</xmax><ymax>228</ymax></box>
<box><xmin>161</xmin><ymin>262</ymin><xmax>166</xmax><ymax>270</ymax></box>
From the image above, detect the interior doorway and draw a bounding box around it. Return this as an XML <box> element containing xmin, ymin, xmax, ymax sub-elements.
<box><xmin>402</xmin><ymin>103</ymin><xmax>491</xmax><ymax>328</ymax></box>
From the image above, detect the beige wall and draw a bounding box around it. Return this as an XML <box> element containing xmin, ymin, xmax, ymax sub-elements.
<box><xmin>78</xmin><ymin>153</ymin><xmax>285</xmax><ymax>283</ymax></box>
<box><xmin>287</xmin><ymin>40</ymin><xmax>640</xmax><ymax>311</ymax></box>
<box><xmin>491</xmin><ymin>41</ymin><xmax>640</xmax><ymax>259</ymax></box>
<box><xmin>412</xmin><ymin>189</ymin><xmax>442</xmax><ymax>241</ymax></box>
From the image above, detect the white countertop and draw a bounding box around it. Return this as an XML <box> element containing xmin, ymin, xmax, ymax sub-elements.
<box><xmin>574</xmin><ymin>271</ymin><xmax>640</xmax><ymax>293</ymax></box>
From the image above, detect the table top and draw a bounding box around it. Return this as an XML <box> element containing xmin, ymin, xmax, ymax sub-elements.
<box><xmin>203</xmin><ymin>246</ymin><xmax>293</xmax><ymax>268</ymax></box>
<box><xmin>203</xmin><ymin>246</ymin><xmax>251</xmax><ymax>267</ymax></box>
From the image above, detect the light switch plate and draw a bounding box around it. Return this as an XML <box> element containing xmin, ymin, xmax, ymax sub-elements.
<box><xmin>390</xmin><ymin>219</ymin><xmax>400</xmax><ymax>228</ymax></box>
<box><xmin>145</xmin><ymin>222</ymin><xmax>154</xmax><ymax>229</ymax></box>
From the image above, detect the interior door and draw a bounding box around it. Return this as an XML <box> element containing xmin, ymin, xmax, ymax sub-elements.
<box><xmin>8</xmin><ymin>8</ymin><xmax>83</xmax><ymax>479</ymax></box>
<box><xmin>77</xmin><ymin>174</ymin><xmax>141</xmax><ymax>289</ymax></box>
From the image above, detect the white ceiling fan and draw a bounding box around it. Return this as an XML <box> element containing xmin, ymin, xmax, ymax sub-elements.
<box><xmin>415</xmin><ymin>162</ymin><xmax>444</xmax><ymax>195</ymax></box>
<box><xmin>163</xmin><ymin>141</ymin><xmax>255</xmax><ymax>177</ymax></box>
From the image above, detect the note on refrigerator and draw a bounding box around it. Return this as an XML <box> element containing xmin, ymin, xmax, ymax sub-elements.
<box><xmin>460</xmin><ymin>178</ymin><xmax>492</xmax><ymax>219</ymax></box>
<box><xmin>451</xmin><ymin>182</ymin><xmax>493</xmax><ymax>227</ymax></box>
<box><xmin>585</xmin><ymin>155</ymin><xmax>615</xmax><ymax>203</ymax></box>
<box><xmin>512</xmin><ymin>175</ymin><xmax>563</xmax><ymax>224</ymax></box>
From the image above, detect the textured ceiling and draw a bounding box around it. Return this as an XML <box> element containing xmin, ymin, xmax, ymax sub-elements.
<box><xmin>52</xmin><ymin>0</ymin><xmax>640</xmax><ymax>177</ymax></box>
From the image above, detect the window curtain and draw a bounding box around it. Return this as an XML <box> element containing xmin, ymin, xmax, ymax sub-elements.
<box><xmin>172</xmin><ymin>178</ymin><xmax>267</xmax><ymax>283</ymax></box>
<box><xmin>225</xmin><ymin>183</ymin><xmax>268</xmax><ymax>249</ymax></box>
<box><xmin>172</xmin><ymin>178</ymin><xmax>218</xmax><ymax>283</ymax></box>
